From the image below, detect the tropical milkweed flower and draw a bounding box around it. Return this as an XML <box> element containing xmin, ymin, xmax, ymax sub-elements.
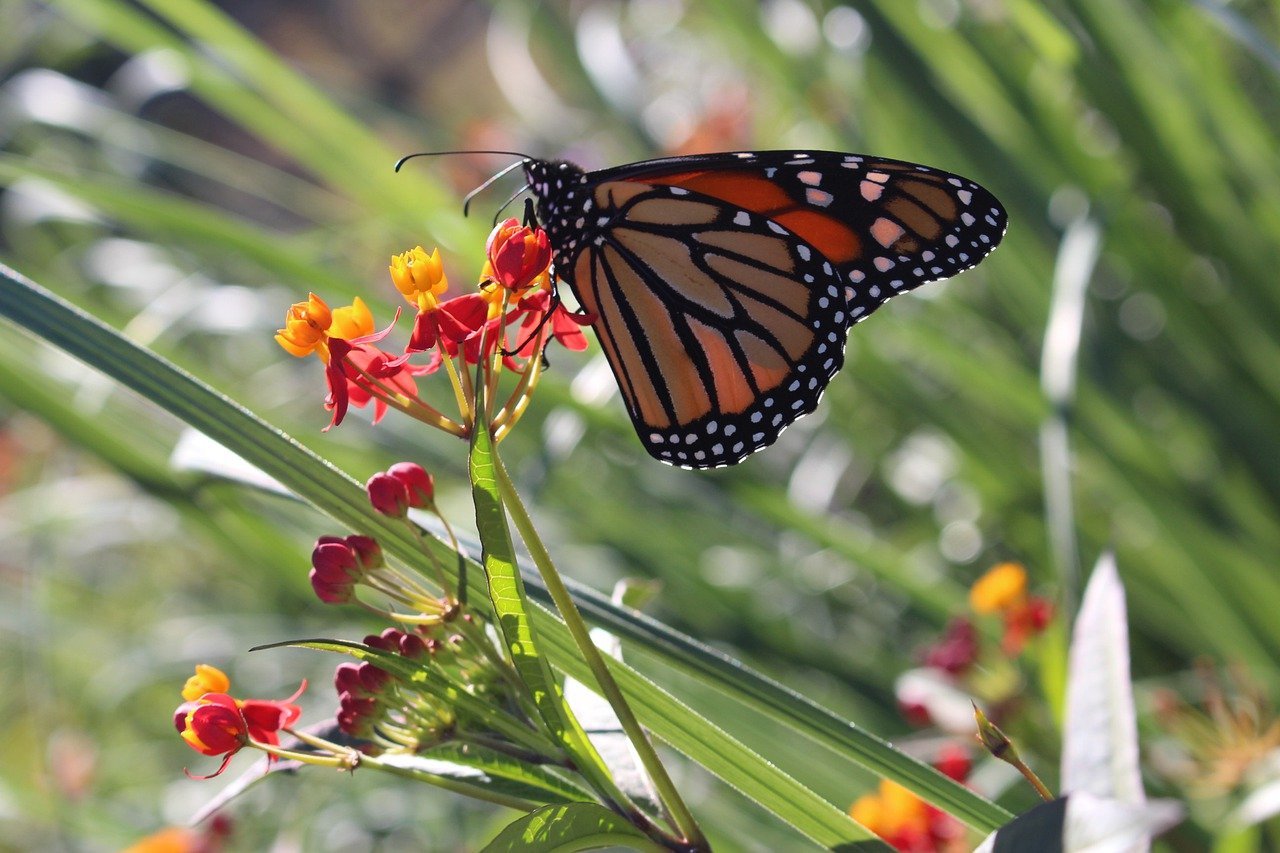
<box><xmin>173</xmin><ymin>667</ymin><xmax>305</xmax><ymax>778</ymax></box>
<box><xmin>485</xmin><ymin>218</ymin><xmax>552</xmax><ymax>294</ymax></box>
<box><xmin>278</xmin><ymin>220</ymin><xmax>590</xmax><ymax>448</ymax></box>
<box><xmin>274</xmin><ymin>292</ymin><xmax>333</xmax><ymax>358</ymax></box>
<box><xmin>969</xmin><ymin>562</ymin><xmax>1027</xmax><ymax>614</ymax></box>
<box><xmin>390</xmin><ymin>246</ymin><xmax>449</xmax><ymax>311</ymax></box>
<box><xmin>849</xmin><ymin>747</ymin><xmax>971</xmax><ymax>851</ymax></box>
<box><xmin>182</xmin><ymin>664</ymin><xmax>231</xmax><ymax>702</ymax></box>
<box><xmin>969</xmin><ymin>562</ymin><xmax>1053</xmax><ymax>655</ymax></box>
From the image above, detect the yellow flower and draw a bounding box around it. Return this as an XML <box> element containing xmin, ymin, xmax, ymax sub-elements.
<box><xmin>390</xmin><ymin>246</ymin><xmax>449</xmax><ymax>312</ymax></box>
<box><xmin>182</xmin><ymin>664</ymin><xmax>231</xmax><ymax>701</ymax></box>
<box><xmin>328</xmin><ymin>296</ymin><xmax>374</xmax><ymax>340</ymax></box>
<box><xmin>274</xmin><ymin>292</ymin><xmax>332</xmax><ymax>357</ymax></box>
<box><xmin>969</xmin><ymin>562</ymin><xmax>1028</xmax><ymax>614</ymax></box>
<box><xmin>850</xmin><ymin>780</ymin><xmax>930</xmax><ymax>844</ymax></box>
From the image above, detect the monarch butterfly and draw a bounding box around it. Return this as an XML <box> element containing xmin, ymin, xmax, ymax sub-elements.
<box><xmin>518</xmin><ymin>150</ymin><xmax>1006</xmax><ymax>468</ymax></box>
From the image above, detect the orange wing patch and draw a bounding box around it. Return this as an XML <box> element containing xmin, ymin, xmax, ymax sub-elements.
<box><xmin>641</xmin><ymin>170</ymin><xmax>863</xmax><ymax>265</ymax></box>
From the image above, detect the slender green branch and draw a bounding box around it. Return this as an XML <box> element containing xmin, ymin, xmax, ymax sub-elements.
<box><xmin>491</xmin><ymin>452</ymin><xmax>708</xmax><ymax>851</ymax></box>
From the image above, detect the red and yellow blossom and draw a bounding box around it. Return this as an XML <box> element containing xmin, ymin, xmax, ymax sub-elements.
<box><xmin>173</xmin><ymin>667</ymin><xmax>305</xmax><ymax>778</ymax></box>
<box><xmin>278</xmin><ymin>221</ymin><xmax>590</xmax><ymax>445</ymax></box>
<box><xmin>969</xmin><ymin>562</ymin><xmax>1053</xmax><ymax>655</ymax></box>
<box><xmin>485</xmin><ymin>218</ymin><xmax>552</xmax><ymax>294</ymax></box>
<box><xmin>849</xmin><ymin>748</ymin><xmax>971</xmax><ymax>852</ymax></box>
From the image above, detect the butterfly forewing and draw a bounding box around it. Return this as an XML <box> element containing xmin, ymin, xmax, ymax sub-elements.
<box><xmin>524</xmin><ymin>150</ymin><xmax>1006</xmax><ymax>468</ymax></box>
<box><xmin>614</xmin><ymin>151</ymin><xmax>1007</xmax><ymax>294</ymax></box>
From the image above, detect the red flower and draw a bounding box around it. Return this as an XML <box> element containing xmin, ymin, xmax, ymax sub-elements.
<box><xmin>323</xmin><ymin>337</ymin><xmax>431</xmax><ymax>430</ymax></box>
<box><xmin>513</xmin><ymin>290</ymin><xmax>592</xmax><ymax>357</ymax></box>
<box><xmin>486</xmin><ymin>218</ymin><xmax>551</xmax><ymax>293</ymax></box>
<box><xmin>849</xmin><ymin>747</ymin><xmax>971</xmax><ymax>851</ymax></box>
<box><xmin>174</xmin><ymin>683</ymin><xmax>305</xmax><ymax>778</ymax></box>
<box><xmin>1000</xmin><ymin>596</ymin><xmax>1054</xmax><ymax>656</ymax></box>
<box><xmin>408</xmin><ymin>292</ymin><xmax>490</xmax><ymax>353</ymax></box>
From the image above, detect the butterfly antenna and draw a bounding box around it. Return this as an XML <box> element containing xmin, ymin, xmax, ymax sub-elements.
<box><xmin>462</xmin><ymin>159</ymin><xmax>529</xmax><ymax>218</ymax></box>
<box><xmin>393</xmin><ymin>149</ymin><xmax>533</xmax><ymax>172</ymax></box>
<box><xmin>491</xmin><ymin>183</ymin><xmax>533</xmax><ymax>225</ymax></box>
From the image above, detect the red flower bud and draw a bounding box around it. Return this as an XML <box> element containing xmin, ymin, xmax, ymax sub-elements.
<box><xmin>363</xmin><ymin>632</ymin><xmax>395</xmax><ymax>652</ymax></box>
<box><xmin>346</xmin><ymin>535</ymin><xmax>383</xmax><ymax>569</ymax></box>
<box><xmin>366</xmin><ymin>471</ymin><xmax>410</xmax><ymax>517</ymax></box>
<box><xmin>387</xmin><ymin>462</ymin><xmax>434</xmax><ymax>507</ymax></box>
<box><xmin>398</xmin><ymin>633</ymin><xmax>427</xmax><ymax>659</ymax></box>
<box><xmin>934</xmin><ymin>744</ymin><xmax>972</xmax><ymax>782</ymax></box>
<box><xmin>334</xmin><ymin>662</ymin><xmax>365</xmax><ymax>697</ymax></box>
<box><xmin>898</xmin><ymin>699</ymin><xmax>933</xmax><ymax>728</ymax></box>
<box><xmin>309</xmin><ymin>536</ymin><xmax>378</xmax><ymax>604</ymax></box>
<box><xmin>357</xmin><ymin>662</ymin><xmax>391</xmax><ymax>695</ymax></box>
<box><xmin>921</xmin><ymin>618</ymin><xmax>980</xmax><ymax>676</ymax></box>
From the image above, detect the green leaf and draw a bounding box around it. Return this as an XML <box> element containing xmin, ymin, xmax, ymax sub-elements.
<box><xmin>370</xmin><ymin>748</ymin><xmax>591</xmax><ymax>810</ymax></box>
<box><xmin>469</xmin><ymin>417</ymin><xmax>616</xmax><ymax>798</ymax></box>
<box><xmin>480</xmin><ymin>803</ymin><xmax>660</xmax><ymax>853</ymax></box>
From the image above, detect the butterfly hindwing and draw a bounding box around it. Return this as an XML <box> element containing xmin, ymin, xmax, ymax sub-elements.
<box><xmin>523</xmin><ymin>151</ymin><xmax>1006</xmax><ymax>468</ymax></box>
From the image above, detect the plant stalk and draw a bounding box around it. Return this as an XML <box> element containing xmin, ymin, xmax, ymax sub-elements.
<box><xmin>491</xmin><ymin>452</ymin><xmax>707</xmax><ymax>851</ymax></box>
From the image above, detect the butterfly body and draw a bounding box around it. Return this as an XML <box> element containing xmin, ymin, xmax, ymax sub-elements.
<box><xmin>522</xmin><ymin>151</ymin><xmax>1006</xmax><ymax>468</ymax></box>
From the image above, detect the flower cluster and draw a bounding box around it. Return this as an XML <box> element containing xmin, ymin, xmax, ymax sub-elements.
<box><xmin>896</xmin><ymin>562</ymin><xmax>1054</xmax><ymax>734</ymax></box>
<box><xmin>849</xmin><ymin>746</ymin><xmax>972</xmax><ymax>852</ymax></box>
<box><xmin>173</xmin><ymin>665</ymin><xmax>305</xmax><ymax>778</ymax></box>
<box><xmin>308</xmin><ymin>462</ymin><xmax>459</xmax><ymax>623</ymax></box>
<box><xmin>276</xmin><ymin>219</ymin><xmax>588</xmax><ymax>440</ymax></box>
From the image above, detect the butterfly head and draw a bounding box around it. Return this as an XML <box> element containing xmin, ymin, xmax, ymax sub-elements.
<box><xmin>523</xmin><ymin>159</ymin><xmax>589</xmax><ymax>265</ymax></box>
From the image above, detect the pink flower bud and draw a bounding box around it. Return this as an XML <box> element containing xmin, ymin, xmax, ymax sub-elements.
<box><xmin>398</xmin><ymin>633</ymin><xmax>427</xmax><ymax>659</ymax></box>
<box><xmin>309</xmin><ymin>537</ymin><xmax>374</xmax><ymax>604</ymax></box>
<box><xmin>346</xmin><ymin>535</ymin><xmax>383</xmax><ymax>569</ymax></box>
<box><xmin>366</xmin><ymin>471</ymin><xmax>410</xmax><ymax>517</ymax></box>
<box><xmin>387</xmin><ymin>462</ymin><xmax>434</xmax><ymax>507</ymax></box>
<box><xmin>357</xmin><ymin>662</ymin><xmax>391</xmax><ymax>695</ymax></box>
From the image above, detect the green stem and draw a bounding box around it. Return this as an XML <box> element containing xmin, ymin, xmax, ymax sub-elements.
<box><xmin>491</xmin><ymin>453</ymin><xmax>707</xmax><ymax>851</ymax></box>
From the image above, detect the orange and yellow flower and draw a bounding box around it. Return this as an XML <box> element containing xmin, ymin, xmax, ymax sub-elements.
<box><xmin>969</xmin><ymin>562</ymin><xmax>1053</xmax><ymax>655</ymax></box>
<box><xmin>849</xmin><ymin>748</ymin><xmax>970</xmax><ymax>851</ymax></box>
<box><xmin>390</xmin><ymin>246</ymin><xmax>449</xmax><ymax>312</ymax></box>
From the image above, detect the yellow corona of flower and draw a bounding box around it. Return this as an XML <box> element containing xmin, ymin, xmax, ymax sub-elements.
<box><xmin>275</xmin><ymin>292</ymin><xmax>333</xmax><ymax>357</ymax></box>
<box><xmin>328</xmin><ymin>296</ymin><xmax>374</xmax><ymax>340</ymax></box>
<box><xmin>182</xmin><ymin>664</ymin><xmax>231</xmax><ymax>702</ymax></box>
<box><xmin>969</xmin><ymin>562</ymin><xmax>1028</xmax><ymax>614</ymax></box>
<box><xmin>390</xmin><ymin>246</ymin><xmax>449</xmax><ymax>312</ymax></box>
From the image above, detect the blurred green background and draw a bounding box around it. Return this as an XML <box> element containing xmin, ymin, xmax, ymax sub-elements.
<box><xmin>3</xmin><ymin>0</ymin><xmax>1280</xmax><ymax>849</ymax></box>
